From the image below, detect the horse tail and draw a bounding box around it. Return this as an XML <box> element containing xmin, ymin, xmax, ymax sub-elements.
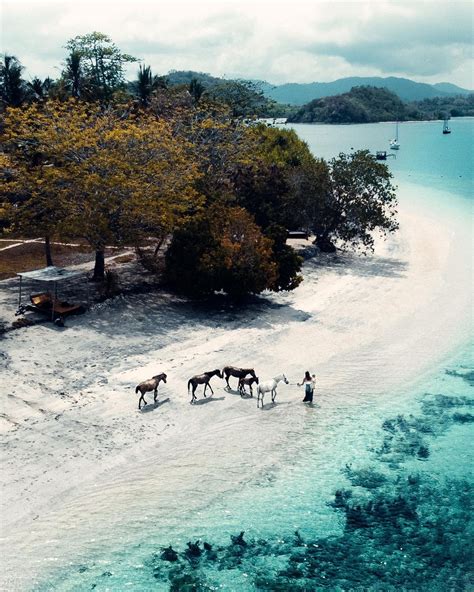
<box><xmin>187</xmin><ymin>379</ymin><xmax>193</xmax><ymax>392</ymax></box>
<box><xmin>135</xmin><ymin>385</ymin><xmax>140</xmax><ymax>394</ymax></box>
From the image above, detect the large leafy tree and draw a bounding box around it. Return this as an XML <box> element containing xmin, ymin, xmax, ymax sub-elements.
<box><xmin>310</xmin><ymin>150</ymin><xmax>398</xmax><ymax>252</ymax></box>
<box><xmin>233</xmin><ymin>125</ymin><xmax>321</xmax><ymax>230</ymax></box>
<box><xmin>165</xmin><ymin>205</ymin><xmax>278</xmax><ymax>299</ymax></box>
<box><xmin>64</xmin><ymin>32</ymin><xmax>137</xmax><ymax>102</ymax></box>
<box><xmin>2</xmin><ymin>100</ymin><xmax>201</xmax><ymax>279</ymax></box>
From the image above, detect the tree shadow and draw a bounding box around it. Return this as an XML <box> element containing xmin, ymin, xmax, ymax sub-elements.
<box><xmin>140</xmin><ymin>397</ymin><xmax>170</xmax><ymax>413</ymax></box>
<box><xmin>304</xmin><ymin>252</ymin><xmax>408</xmax><ymax>279</ymax></box>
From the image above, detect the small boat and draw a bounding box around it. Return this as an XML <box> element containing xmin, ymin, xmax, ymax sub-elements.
<box><xmin>376</xmin><ymin>151</ymin><xmax>387</xmax><ymax>160</ymax></box>
<box><xmin>443</xmin><ymin>117</ymin><xmax>451</xmax><ymax>134</ymax></box>
<box><xmin>390</xmin><ymin>121</ymin><xmax>400</xmax><ymax>150</ymax></box>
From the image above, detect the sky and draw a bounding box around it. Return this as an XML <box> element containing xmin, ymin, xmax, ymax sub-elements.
<box><xmin>1</xmin><ymin>0</ymin><xmax>473</xmax><ymax>88</ymax></box>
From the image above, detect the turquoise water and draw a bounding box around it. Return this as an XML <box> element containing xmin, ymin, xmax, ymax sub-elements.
<box><xmin>36</xmin><ymin>120</ymin><xmax>473</xmax><ymax>591</ymax></box>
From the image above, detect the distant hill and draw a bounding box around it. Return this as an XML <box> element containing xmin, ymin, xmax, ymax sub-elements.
<box><xmin>262</xmin><ymin>76</ymin><xmax>472</xmax><ymax>105</ymax></box>
<box><xmin>288</xmin><ymin>86</ymin><xmax>411</xmax><ymax>124</ymax></box>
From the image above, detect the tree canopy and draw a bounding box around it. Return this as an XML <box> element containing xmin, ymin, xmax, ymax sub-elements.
<box><xmin>0</xmin><ymin>31</ymin><xmax>401</xmax><ymax>298</ymax></box>
<box><xmin>165</xmin><ymin>205</ymin><xmax>279</xmax><ymax>299</ymax></box>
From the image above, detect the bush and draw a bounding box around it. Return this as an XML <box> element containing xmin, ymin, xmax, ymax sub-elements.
<box><xmin>165</xmin><ymin>205</ymin><xmax>279</xmax><ymax>299</ymax></box>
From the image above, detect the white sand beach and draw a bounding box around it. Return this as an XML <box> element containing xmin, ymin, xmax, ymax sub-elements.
<box><xmin>0</xmin><ymin>186</ymin><xmax>471</xmax><ymax>589</ymax></box>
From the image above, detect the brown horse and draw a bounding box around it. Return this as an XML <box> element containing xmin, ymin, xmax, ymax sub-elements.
<box><xmin>238</xmin><ymin>375</ymin><xmax>259</xmax><ymax>397</ymax></box>
<box><xmin>188</xmin><ymin>369</ymin><xmax>223</xmax><ymax>404</ymax></box>
<box><xmin>135</xmin><ymin>373</ymin><xmax>167</xmax><ymax>409</ymax></box>
<box><xmin>222</xmin><ymin>366</ymin><xmax>256</xmax><ymax>389</ymax></box>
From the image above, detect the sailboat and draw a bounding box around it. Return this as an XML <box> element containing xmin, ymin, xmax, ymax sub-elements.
<box><xmin>390</xmin><ymin>121</ymin><xmax>400</xmax><ymax>150</ymax></box>
<box><xmin>443</xmin><ymin>117</ymin><xmax>451</xmax><ymax>134</ymax></box>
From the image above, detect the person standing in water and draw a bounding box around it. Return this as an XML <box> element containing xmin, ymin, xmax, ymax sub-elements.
<box><xmin>298</xmin><ymin>371</ymin><xmax>316</xmax><ymax>403</ymax></box>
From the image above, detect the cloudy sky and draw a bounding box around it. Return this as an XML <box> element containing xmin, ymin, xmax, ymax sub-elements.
<box><xmin>1</xmin><ymin>0</ymin><xmax>473</xmax><ymax>88</ymax></box>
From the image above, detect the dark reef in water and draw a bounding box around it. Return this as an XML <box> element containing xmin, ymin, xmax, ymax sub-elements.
<box><xmin>146</xmin><ymin>392</ymin><xmax>474</xmax><ymax>591</ymax></box>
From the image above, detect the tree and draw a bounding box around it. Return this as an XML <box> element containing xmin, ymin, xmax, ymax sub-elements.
<box><xmin>265</xmin><ymin>224</ymin><xmax>303</xmax><ymax>291</ymax></box>
<box><xmin>165</xmin><ymin>205</ymin><xmax>278</xmax><ymax>299</ymax></box>
<box><xmin>203</xmin><ymin>80</ymin><xmax>270</xmax><ymax>117</ymax></box>
<box><xmin>189</xmin><ymin>78</ymin><xmax>205</xmax><ymax>104</ymax></box>
<box><xmin>133</xmin><ymin>64</ymin><xmax>166</xmax><ymax>107</ymax></box>
<box><xmin>65</xmin><ymin>32</ymin><xmax>137</xmax><ymax>102</ymax></box>
<box><xmin>26</xmin><ymin>77</ymin><xmax>54</xmax><ymax>102</ymax></box>
<box><xmin>0</xmin><ymin>54</ymin><xmax>26</xmax><ymax>107</ymax></box>
<box><xmin>233</xmin><ymin>125</ymin><xmax>321</xmax><ymax>231</ymax></box>
<box><xmin>62</xmin><ymin>50</ymin><xmax>85</xmax><ymax>98</ymax></box>
<box><xmin>310</xmin><ymin>150</ymin><xmax>398</xmax><ymax>252</ymax></box>
<box><xmin>1</xmin><ymin>100</ymin><xmax>201</xmax><ymax>279</ymax></box>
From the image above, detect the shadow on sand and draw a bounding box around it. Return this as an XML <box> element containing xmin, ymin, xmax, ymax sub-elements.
<box><xmin>224</xmin><ymin>387</ymin><xmax>243</xmax><ymax>397</ymax></box>
<box><xmin>140</xmin><ymin>398</ymin><xmax>170</xmax><ymax>413</ymax></box>
<box><xmin>192</xmin><ymin>396</ymin><xmax>225</xmax><ymax>406</ymax></box>
<box><xmin>305</xmin><ymin>251</ymin><xmax>408</xmax><ymax>279</ymax></box>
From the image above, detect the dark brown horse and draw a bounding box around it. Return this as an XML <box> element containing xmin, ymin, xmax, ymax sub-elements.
<box><xmin>238</xmin><ymin>375</ymin><xmax>259</xmax><ymax>397</ymax></box>
<box><xmin>222</xmin><ymin>366</ymin><xmax>256</xmax><ymax>389</ymax></box>
<box><xmin>188</xmin><ymin>369</ymin><xmax>223</xmax><ymax>404</ymax></box>
<box><xmin>135</xmin><ymin>373</ymin><xmax>167</xmax><ymax>409</ymax></box>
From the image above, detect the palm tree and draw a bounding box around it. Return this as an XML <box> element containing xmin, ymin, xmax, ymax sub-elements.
<box><xmin>26</xmin><ymin>77</ymin><xmax>48</xmax><ymax>101</ymax></box>
<box><xmin>189</xmin><ymin>78</ymin><xmax>205</xmax><ymax>104</ymax></box>
<box><xmin>0</xmin><ymin>54</ymin><xmax>26</xmax><ymax>107</ymax></box>
<box><xmin>62</xmin><ymin>50</ymin><xmax>84</xmax><ymax>97</ymax></box>
<box><xmin>133</xmin><ymin>64</ymin><xmax>166</xmax><ymax>107</ymax></box>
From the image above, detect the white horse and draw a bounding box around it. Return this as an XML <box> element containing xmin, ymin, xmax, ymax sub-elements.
<box><xmin>256</xmin><ymin>374</ymin><xmax>289</xmax><ymax>409</ymax></box>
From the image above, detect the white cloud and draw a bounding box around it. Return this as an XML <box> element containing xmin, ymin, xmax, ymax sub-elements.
<box><xmin>1</xmin><ymin>0</ymin><xmax>472</xmax><ymax>88</ymax></box>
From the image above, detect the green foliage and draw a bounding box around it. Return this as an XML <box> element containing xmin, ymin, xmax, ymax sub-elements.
<box><xmin>311</xmin><ymin>150</ymin><xmax>398</xmax><ymax>252</ymax></box>
<box><xmin>64</xmin><ymin>32</ymin><xmax>138</xmax><ymax>102</ymax></box>
<box><xmin>165</xmin><ymin>205</ymin><xmax>278</xmax><ymax>299</ymax></box>
<box><xmin>189</xmin><ymin>78</ymin><xmax>205</xmax><ymax>104</ymax></box>
<box><xmin>0</xmin><ymin>54</ymin><xmax>26</xmax><ymax>108</ymax></box>
<box><xmin>289</xmin><ymin>86</ymin><xmax>409</xmax><ymax>124</ymax></box>
<box><xmin>265</xmin><ymin>224</ymin><xmax>303</xmax><ymax>291</ymax></box>
<box><xmin>410</xmin><ymin>93</ymin><xmax>474</xmax><ymax>118</ymax></box>
<box><xmin>133</xmin><ymin>64</ymin><xmax>166</xmax><ymax>107</ymax></box>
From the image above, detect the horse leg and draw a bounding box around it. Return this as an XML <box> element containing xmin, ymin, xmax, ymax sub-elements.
<box><xmin>249</xmin><ymin>385</ymin><xmax>253</xmax><ymax>397</ymax></box>
<box><xmin>225</xmin><ymin>374</ymin><xmax>230</xmax><ymax>389</ymax></box>
<box><xmin>208</xmin><ymin>382</ymin><xmax>214</xmax><ymax>395</ymax></box>
<box><xmin>139</xmin><ymin>393</ymin><xmax>145</xmax><ymax>409</ymax></box>
<box><xmin>154</xmin><ymin>387</ymin><xmax>158</xmax><ymax>404</ymax></box>
<box><xmin>272</xmin><ymin>388</ymin><xmax>276</xmax><ymax>403</ymax></box>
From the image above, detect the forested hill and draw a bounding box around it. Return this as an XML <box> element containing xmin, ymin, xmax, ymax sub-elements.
<box><xmin>287</xmin><ymin>86</ymin><xmax>474</xmax><ymax>123</ymax></box>
<box><xmin>287</xmin><ymin>87</ymin><xmax>410</xmax><ymax>124</ymax></box>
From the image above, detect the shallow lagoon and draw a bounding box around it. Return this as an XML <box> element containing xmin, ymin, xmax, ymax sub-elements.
<box><xmin>32</xmin><ymin>120</ymin><xmax>474</xmax><ymax>590</ymax></box>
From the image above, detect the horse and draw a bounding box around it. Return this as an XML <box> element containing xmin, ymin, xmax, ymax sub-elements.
<box><xmin>135</xmin><ymin>373</ymin><xmax>167</xmax><ymax>410</ymax></box>
<box><xmin>222</xmin><ymin>366</ymin><xmax>256</xmax><ymax>389</ymax></box>
<box><xmin>238</xmin><ymin>375</ymin><xmax>259</xmax><ymax>397</ymax></box>
<box><xmin>188</xmin><ymin>369</ymin><xmax>223</xmax><ymax>404</ymax></box>
<box><xmin>256</xmin><ymin>374</ymin><xmax>289</xmax><ymax>409</ymax></box>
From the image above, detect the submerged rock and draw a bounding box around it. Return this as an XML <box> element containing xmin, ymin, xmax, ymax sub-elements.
<box><xmin>161</xmin><ymin>545</ymin><xmax>179</xmax><ymax>562</ymax></box>
<box><xmin>230</xmin><ymin>531</ymin><xmax>247</xmax><ymax>547</ymax></box>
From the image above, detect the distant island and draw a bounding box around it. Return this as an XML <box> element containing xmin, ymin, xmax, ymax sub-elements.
<box><xmin>163</xmin><ymin>72</ymin><xmax>474</xmax><ymax>122</ymax></box>
<box><xmin>258</xmin><ymin>75</ymin><xmax>472</xmax><ymax>104</ymax></box>
<box><xmin>286</xmin><ymin>86</ymin><xmax>474</xmax><ymax>124</ymax></box>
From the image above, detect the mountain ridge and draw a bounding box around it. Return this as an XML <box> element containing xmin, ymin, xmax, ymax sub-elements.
<box><xmin>256</xmin><ymin>76</ymin><xmax>472</xmax><ymax>104</ymax></box>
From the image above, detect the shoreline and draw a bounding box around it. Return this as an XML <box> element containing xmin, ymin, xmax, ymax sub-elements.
<box><xmin>0</xmin><ymin>182</ymin><xmax>472</xmax><ymax>589</ymax></box>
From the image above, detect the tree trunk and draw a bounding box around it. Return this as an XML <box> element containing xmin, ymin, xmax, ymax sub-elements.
<box><xmin>315</xmin><ymin>234</ymin><xmax>337</xmax><ymax>253</ymax></box>
<box><xmin>45</xmin><ymin>236</ymin><xmax>54</xmax><ymax>267</ymax></box>
<box><xmin>92</xmin><ymin>249</ymin><xmax>105</xmax><ymax>281</ymax></box>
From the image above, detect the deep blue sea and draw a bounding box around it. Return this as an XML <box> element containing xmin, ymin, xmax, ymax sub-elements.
<box><xmin>36</xmin><ymin>120</ymin><xmax>473</xmax><ymax>591</ymax></box>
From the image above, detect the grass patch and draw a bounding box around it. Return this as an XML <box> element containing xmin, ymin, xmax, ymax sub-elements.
<box><xmin>0</xmin><ymin>240</ymin><xmax>22</xmax><ymax>248</ymax></box>
<box><xmin>0</xmin><ymin>242</ymin><xmax>97</xmax><ymax>280</ymax></box>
